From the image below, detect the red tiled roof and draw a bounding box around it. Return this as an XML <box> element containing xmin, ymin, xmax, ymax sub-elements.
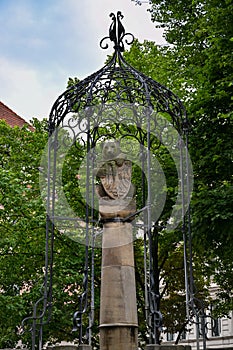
<box><xmin>0</xmin><ymin>101</ymin><xmax>34</xmax><ymax>130</ymax></box>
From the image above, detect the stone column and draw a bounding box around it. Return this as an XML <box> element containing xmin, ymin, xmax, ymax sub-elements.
<box><xmin>99</xmin><ymin>198</ymin><xmax>138</xmax><ymax>350</ymax></box>
<box><xmin>95</xmin><ymin>140</ymin><xmax>138</xmax><ymax>350</ymax></box>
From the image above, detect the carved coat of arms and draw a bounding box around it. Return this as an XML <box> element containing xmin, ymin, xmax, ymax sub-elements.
<box><xmin>95</xmin><ymin>140</ymin><xmax>134</xmax><ymax>200</ymax></box>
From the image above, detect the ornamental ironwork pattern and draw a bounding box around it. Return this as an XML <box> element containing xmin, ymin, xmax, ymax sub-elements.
<box><xmin>48</xmin><ymin>11</ymin><xmax>187</xmax><ymax>135</ymax></box>
<box><xmin>21</xmin><ymin>11</ymin><xmax>196</xmax><ymax>350</ymax></box>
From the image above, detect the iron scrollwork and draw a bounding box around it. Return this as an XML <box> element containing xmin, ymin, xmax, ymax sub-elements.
<box><xmin>23</xmin><ymin>11</ymin><xmax>191</xmax><ymax>349</ymax></box>
<box><xmin>100</xmin><ymin>11</ymin><xmax>134</xmax><ymax>52</ymax></box>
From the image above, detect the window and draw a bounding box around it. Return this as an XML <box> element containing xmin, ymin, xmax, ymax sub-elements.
<box><xmin>210</xmin><ymin>304</ymin><xmax>221</xmax><ymax>337</ymax></box>
<box><xmin>180</xmin><ymin>330</ymin><xmax>186</xmax><ymax>340</ymax></box>
<box><xmin>211</xmin><ymin>317</ymin><xmax>221</xmax><ymax>337</ymax></box>
<box><xmin>166</xmin><ymin>332</ymin><xmax>174</xmax><ymax>341</ymax></box>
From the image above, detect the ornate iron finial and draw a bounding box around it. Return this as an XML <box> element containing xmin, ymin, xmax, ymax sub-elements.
<box><xmin>100</xmin><ymin>11</ymin><xmax>134</xmax><ymax>52</ymax></box>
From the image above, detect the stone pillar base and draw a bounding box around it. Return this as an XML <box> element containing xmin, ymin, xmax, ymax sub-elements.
<box><xmin>100</xmin><ymin>326</ymin><xmax>138</xmax><ymax>350</ymax></box>
<box><xmin>47</xmin><ymin>346</ymin><xmax>78</xmax><ymax>350</ymax></box>
<box><xmin>47</xmin><ymin>345</ymin><xmax>92</xmax><ymax>350</ymax></box>
<box><xmin>146</xmin><ymin>346</ymin><xmax>191</xmax><ymax>350</ymax></box>
<box><xmin>78</xmin><ymin>345</ymin><xmax>92</xmax><ymax>350</ymax></box>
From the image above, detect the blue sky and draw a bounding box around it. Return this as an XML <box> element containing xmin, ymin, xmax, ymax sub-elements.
<box><xmin>0</xmin><ymin>0</ymin><xmax>165</xmax><ymax>122</ymax></box>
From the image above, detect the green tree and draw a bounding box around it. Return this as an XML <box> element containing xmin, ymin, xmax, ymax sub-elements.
<box><xmin>0</xmin><ymin>120</ymin><xmax>94</xmax><ymax>347</ymax></box>
<box><xmin>151</xmin><ymin>0</ymin><xmax>233</xmax><ymax>314</ymax></box>
<box><xmin>127</xmin><ymin>0</ymin><xmax>233</xmax><ymax>330</ymax></box>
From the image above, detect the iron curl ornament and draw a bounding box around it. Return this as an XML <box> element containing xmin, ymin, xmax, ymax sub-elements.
<box><xmin>100</xmin><ymin>11</ymin><xmax>134</xmax><ymax>52</ymax></box>
<box><xmin>22</xmin><ymin>11</ymin><xmax>195</xmax><ymax>350</ymax></box>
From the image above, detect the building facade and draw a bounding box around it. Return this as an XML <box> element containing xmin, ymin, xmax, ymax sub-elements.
<box><xmin>0</xmin><ymin>101</ymin><xmax>33</xmax><ymax>129</ymax></box>
<box><xmin>162</xmin><ymin>284</ymin><xmax>233</xmax><ymax>349</ymax></box>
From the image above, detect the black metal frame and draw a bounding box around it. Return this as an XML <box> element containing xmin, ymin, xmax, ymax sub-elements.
<box><xmin>22</xmin><ymin>11</ymin><xmax>195</xmax><ymax>349</ymax></box>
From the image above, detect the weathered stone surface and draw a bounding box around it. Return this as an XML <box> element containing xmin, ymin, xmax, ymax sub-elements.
<box><xmin>102</xmin><ymin>241</ymin><xmax>134</xmax><ymax>265</ymax></box>
<box><xmin>78</xmin><ymin>345</ymin><xmax>92</xmax><ymax>350</ymax></box>
<box><xmin>102</xmin><ymin>221</ymin><xmax>135</xmax><ymax>248</ymax></box>
<box><xmin>95</xmin><ymin>140</ymin><xmax>134</xmax><ymax>200</ymax></box>
<box><xmin>99</xmin><ymin>221</ymin><xmax>138</xmax><ymax>349</ymax></box>
<box><xmin>100</xmin><ymin>222</ymin><xmax>138</xmax><ymax>328</ymax></box>
<box><xmin>98</xmin><ymin>197</ymin><xmax>136</xmax><ymax>222</ymax></box>
<box><xmin>100</xmin><ymin>265</ymin><xmax>138</xmax><ymax>326</ymax></box>
<box><xmin>146</xmin><ymin>346</ymin><xmax>191</xmax><ymax>350</ymax></box>
<box><xmin>99</xmin><ymin>326</ymin><xmax>138</xmax><ymax>350</ymax></box>
<box><xmin>97</xmin><ymin>141</ymin><xmax>138</xmax><ymax>349</ymax></box>
<box><xmin>46</xmin><ymin>346</ymin><xmax>79</xmax><ymax>350</ymax></box>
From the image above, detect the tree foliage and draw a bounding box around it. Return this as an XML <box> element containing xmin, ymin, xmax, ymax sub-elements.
<box><xmin>126</xmin><ymin>0</ymin><xmax>233</xmax><ymax>327</ymax></box>
<box><xmin>0</xmin><ymin>120</ymin><xmax>97</xmax><ymax>347</ymax></box>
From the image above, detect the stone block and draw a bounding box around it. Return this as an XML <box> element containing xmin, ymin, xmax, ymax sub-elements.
<box><xmin>100</xmin><ymin>326</ymin><xmax>138</xmax><ymax>350</ymax></box>
<box><xmin>78</xmin><ymin>345</ymin><xmax>92</xmax><ymax>350</ymax></box>
<box><xmin>146</xmin><ymin>346</ymin><xmax>191</xmax><ymax>350</ymax></box>
<box><xmin>46</xmin><ymin>346</ymin><xmax>79</xmax><ymax>350</ymax></box>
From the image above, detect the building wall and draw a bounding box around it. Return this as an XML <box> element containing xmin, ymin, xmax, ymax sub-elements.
<box><xmin>162</xmin><ymin>311</ymin><xmax>233</xmax><ymax>349</ymax></box>
<box><xmin>0</xmin><ymin>101</ymin><xmax>33</xmax><ymax>130</ymax></box>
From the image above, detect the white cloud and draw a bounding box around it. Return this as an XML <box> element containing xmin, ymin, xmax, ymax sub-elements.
<box><xmin>0</xmin><ymin>57</ymin><xmax>65</xmax><ymax>121</ymax></box>
<box><xmin>0</xmin><ymin>0</ymin><xmax>166</xmax><ymax>122</ymax></box>
<box><xmin>58</xmin><ymin>0</ymin><xmax>165</xmax><ymax>73</ymax></box>
<box><xmin>85</xmin><ymin>0</ymin><xmax>164</xmax><ymax>44</ymax></box>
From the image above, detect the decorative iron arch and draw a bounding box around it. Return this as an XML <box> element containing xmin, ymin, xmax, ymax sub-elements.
<box><xmin>48</xmin><ymin>12</ymin><xmax>187</xmax><ymax>135</ymax></box>
<box><xmin>22</xmin><ymin>11</ymin><xmax>194</xmax><ymax>349</ymax></box>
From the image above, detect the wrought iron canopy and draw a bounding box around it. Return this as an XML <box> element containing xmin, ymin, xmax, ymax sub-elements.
<box><xmin>23</xmin><ymin>11</ymin><xmax>194</xmax><ymax>350</ymax></box>
<box><xmin>48</xmin><ymin>11</ymin><xmax>187</xmax><ymax>136</ymax></box>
